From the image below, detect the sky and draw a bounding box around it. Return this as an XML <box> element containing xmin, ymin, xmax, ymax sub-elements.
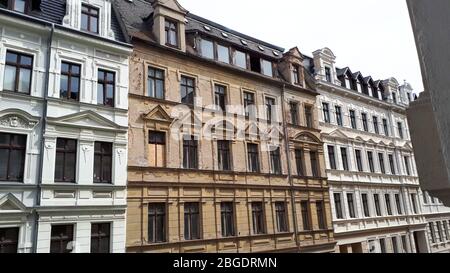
<box><xmin>177</xmin><ymin>0</ymin><xmax>424</xmax><ymax>92</ymax></box>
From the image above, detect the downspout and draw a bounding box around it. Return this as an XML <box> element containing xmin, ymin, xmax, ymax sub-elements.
<box><xmin>280</xmin><ymin>83</ymin><xmax>300</xmax><ymax>252</ymax></box>
<box><xmin>33</xmin><ymin>23</ymin><xmax>54</xmax><ymax>253</ymax></box>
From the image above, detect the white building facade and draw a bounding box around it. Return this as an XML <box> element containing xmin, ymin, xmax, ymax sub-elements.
<box><xmin>0</xmin><ymin>0</ymin><xmax>132</xmax><ymax>253</ymax></box>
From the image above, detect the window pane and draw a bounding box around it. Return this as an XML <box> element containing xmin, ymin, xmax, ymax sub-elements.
<box><xmin>90</xmin><ymin>17</ymin><xmax>98</xmax><ymax>33</ymax></box>
<box><xmin>6</xmin><ymin>52</ymin><xmax>17</xmax><ymax>63</ymax></box>
<box><xmin>64</xmin><ymin>153</ymin><xmax>76</xmax><ymax>181</ymax></box>
<box><xmin>156</xmin><ymin>80</ymin><xmax>164</xmax><ymax>99</ymax></box>
<box><xmin>102</xmin><ymin>156</ymin><xmax>112</xmax><ymax>182</ymax></box>
<box><xmin>201</xmin><ymin>39</ymin><xmax>214</xmax><ymax>59</ymax></box>
<box><xmin>70</xmin><ymin>77</ymin><xmax>80</xmax><ymax>100</ymax></box>
<box><xmin>106</xmin><ymin>84</ymin><xmax>114</xmax><ymax>105</ymax></box>
<box><xmin>261</xmin><ymin>60</ymin><xmax>273</xmax><ymax>76</ymax></box>
<box><xmin>20</xmin><ymin>55</ymin><xmax>32</xmax><ymax>66</ymax></box>
<box><xmin>234</xmin><ymin>50</ymin><xmax>247</xmax><ymax>69</ymax></box>
<box><xmin>97</xmin><ymin>84</ymin><xmax>104</xmax><ymax>104</ymax></box>
<box><xmin>14</xmin><ymin>0</ymin><xmax>26</xmax><ymax>12</ymax></box>
<box><xmin>0</xmin><ymin>149</ymin><xmax>9</xmax><ymax>180</ymax></box>
<box><xmin>18</xmin><ymin>68</ymin><xmax>31</xmax><ymax>93</ymax></box>
<box><xmin>217</xmin><ymin>45</ymin><xmax>229</xmax><ymax>63</ymax></box>
<box><xmin>148</xmin><ymin>78</ymin><xmax>155</xmax><ymax>97</ymax></box>
<box><xmin>3</xmin><ymin>66</ymin><xmax>16</xmax><ymax>91</ymax></box>
<box><xmin>81</xmin><ymin>14</ymin><xmax>88</xmax><ymax>31</ymax></box>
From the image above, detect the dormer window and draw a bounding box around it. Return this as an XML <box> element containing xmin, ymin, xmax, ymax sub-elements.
<box><xmin>200</xmin><ymin>39</ymin><xmax>214</xmax><ymax>59</ymax></box>
<box><xmin>292</xmin><ymin>65</ymin><xmax>300</xmax><ymax>85</ymax></box>
<box><xmin>261</xmin><ymin>59</ymin><xmax>273</xmax><ymax>77</ymax></box>
<box><xmin>81</xmin><ymin>4</ymin><xmax>99</xmax><ymax>34</ymax></box>
<box><xmin>165</xmin><ymin>19</ymin><xmax>178</xmax><ymax>48</ymax></box>
<box><xmin>392</xmin><ymin>92</ymin><xmax>397</xmax><ymax>104</ymax></box>
<box><xmin>345</xmin><ymin>77</ymin><xmax>351</xmax><ymax>89</ymax></box>
<box><xmin>2</xmin><ymin>0</ymin><xmax>27</xmax><ymax>13</ymax></box>
<box><xmin>325</xmin><ymin>67</ymin><xmax>332</xmax><ymax>83</ymax></box>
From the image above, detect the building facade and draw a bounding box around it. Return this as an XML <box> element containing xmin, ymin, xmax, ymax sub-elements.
<box><xmin>114</xmin><ymin>0</ymin><xmax>335</xmax><ymax>253</ymax></box>
<box><xmin>0</xmin><ymin>0</ymin><xmax>132</xmax><ymax>253</ymax></box>
<box><xmin>421</xmin><ymin>190</ymin><xmax>450</xmax><ymax>253</ymax></box>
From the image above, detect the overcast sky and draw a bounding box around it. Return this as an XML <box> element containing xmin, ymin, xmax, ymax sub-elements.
<box><xmin>178</xmin><ymin>0</ymin><xmax>424</xmax><ymax>92</ymax></box>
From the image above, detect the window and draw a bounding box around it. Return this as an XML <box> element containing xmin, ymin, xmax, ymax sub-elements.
<box><xmin>362</xmin><ymin>113</ymin><xmax>368</xmax><ymax>132</ymax></box>
<box><xmin>50</xmin><ymin>225</ymin><xmax>74</xmax><ymax>253</ymax></box>
<box><xmin>292</xmin><ymin>65</ymin><xmax>300</xmax><ymax>85</ymax></box>
<box><xmin>443</xmin><ymin>221</ymin><xmax>450</xmax><ymax>241</ymax></box>
<box><xmin>392</xmin><ymin>92</ymin><xmax>397</xmax><ymax>104</ymax></box>
<box><xmin>217</xmin><ymin>140</ymin><xmax>231</xmax><ymax>171</ymax></box>
<box><xmin>183</xmin><ymin>136</ymin><xmax>198</xmax><ymax>170</ymax></box>
<box><xmin>310</xmin><ymin>151</ymin><xmax>320</xmax><ymax>178</ymax></box>
<box><xmin>214</xmin><ymin>85</ymin><xmax>227</xmax><ymax>111</ymax></box>
<box><xmin>327</xmin><ymin>145</ymin><xmax>337</xmax><ymax>170</ymax></box>
<box><xmin>265</xmin><ymin>97</ymin><xmax>276</xmax><ymax>122</ymax></box>
<box><xmin>392</xmin><ymin>237</ymin><xmax>399</xmax><ymax>253</ymax></box>
<box><xmin>334</xmin><ymin>193</ymin><xmax>344</xmax><ymax>219</ymax></box>
<box><xmin>373</xmin><ymin>116</ymin><xmax>379</xmax><ymax>134</ymax></box>
<box><xmin>383</xmin><ymin>119</ymin><xmax>389</xmax><ymax>136</ymax></box>
<box><xmin>325</xmin><ymin>67</ymin><xmax>332</xmax><ymax>82</ymax></box>
<box><xmin>251</xmin><ymin>202</ymin><xmax>266</xmax><ymax>234</ymax></box>
<box><xmin>304</xmin><ymin>105</ymin><xmax>313</xmax><ymax>128</ymax></box>
<box><xmin>374</xmin><ymin>194</ymin><xmax>382</xmax><ymax>216</ymax></box>
<box><xmin>300</xmin><ymin>201</ymin><xmax>311</xmax><ymax>231</ymax></box>
<box><xmin>0</xmin><ymin>133</ymin><xmax>26</xmax><ymax>182</ymax></box>
<box><xmin>423</xmin><ymin>191</ymin><xmax>429</xmax><ymax>204</ymax></box>
<box><xmin>335</xmin><ymin>106</ymin><xmax>343</xmax><ymax>126</ymax></box>
<box><xmin>54</xmin><ymin>139</ymin><xmax>77</xmax><ymax>183</ymax></box>
<box><xmin>385</xmin><ymin>194</ymin><xmax>393</xmax><ymax>216</ymax></box>
<box><xmin>316</xmin><ymin>201</ymin><xmax>326</xmax><ymax>230</ymax></box>
<box><xmin>184</xmin><ymin>203</ymin><xmax>200</xmax><ymax>240</ymax></box>
<box><xmin>290</xmin><ymin>102</ymin><xmax>299</xmax><ymax>125</ymax></box>
<box><xmin>275</xmin><ymin>202</ymin><xmax>288</xmax><ymax>232</ymax></box>
<box><xmin>362</xmin><ymin>194</ymin><xmax>370</xmax><ymax>217</ymax></box>
<box><xmin>411</xmin><ymin>194</ymin><xmax>418</xmax><ymax>214</ymax></box>
<box><xmin>0</xmin><ymin>228</ymin><xmax>19</xmax><ymax>253</ymax></box>
<box><xmin>3</xmin><ymin>51</ymin><xmax>33</xmax><ymax>94</ymax></box>
<box><xmin>395</xmin><ymin>194</ymin><xmax>403</xmax><ymax>215</ymax></box>
<box><xmin>7</xmin><ymin>0</ymin><xmax>27</xmax><ymax>13</ymax></box>
<box><xmin>407</xmin><ymin>93</ymin><xmax>412</xmax><ymax>103</ymax></box>
<box><xmin>60</xmin><ymin>62</ymin><xmax>80</xmax><ymax>101</ymax></box>
<box><xmin>355</xmin><ymin>149</ymin><xmax>363</xmax><ymax>172</ymax></box>
<box><xmin>180</xmin><ymin>76</ymin><xmax>195</xmax><ymax>105</ymax></box>
<box><xmin>148</xmin><ymin>67</ymin><xmax>165</xmax><ymax>99</ymax></box>
<box><xmin>97</xmin><ymin>70</ymin><xmax>115</xmax><ymax>107</ymax></box>
<box><xmin>234</xmin><ymin>50</ymin><xmax>247</xmax><ymax>69</ymax></box>
<box><xmin>148</xmin><ymin>131</ymin><xmax>166</xmax><ymax>168</ymax></box>
<box><xmin>341</xmin><ymin>147</ymin><xmax>349</xmax><ymax>171</ymax></box>
<box><xmin>165</xmin><ymin>19</ymin><xmax>178</xmax><ymax>47</ymax></box>
<box><xmin>349</xmin><ymin>110</ymin><xmax>357</xmax><ymax>129</ymax></box>
<box><xmin>295</xmin><ymin>149</ymin><xmax>304</xmax><ymax>176</ymax></box>
<box><xmin>250</xmin><ymin>54</ymin><xmax>262</xmax><ymax>74</ymax></box>
<box><xmin>347</xmin><ymin>193</ymin><xmax>356</xmax><ymax>218</ymax></box>
<box><xmin>437</xmin><ymin>222</ymin><xmax>444</xmax><ymax>242</ymax></box>
<box><xmin>93</xmin><ymin>142</ymin><xmax>112</xmax><ymax>184</ymax></box>
<box><xmin>367</xmin><ymin>151</ymin><xmax>375</xmax><ymax>173</ymax></box>
<box><xmin>379</xmin><ymin>238</ymin><xmax>387</xmax><ymax>253</ymax></box>
<box><xmin>389</xmin><ymin>154</ymin><xmax>396</xmax><ymax>175</ymax></box>
<box><xmin>404</xmin><ymin>156</ymin><xmax>411</xmax><ymax>176</ymax></box>
<box><xmin>81</xmin><ymin>4</ymin><xmax>99</xmax><ymax>33</ymax></box>
<box><xmin>270</xmin><ymin>147</ymin><xmax>282</xmax><ymax>175</ymax></box>
<box><xmin>217</xmin><ymin>44</ymin><xmax>230</xmax><ymax>64</ymax></box>
<box><xmin>200</xmin><ymin>39</ymin><xmax>214</xmax><ymax>59</ymax></box>
<box><xmin>322</xmin><ymin>103</ymin><xmax>330</xmax><ymax>123</ymax></box>
<box><xmin>397</xmin><ymin>122</ymin><xmax>404</xmax><ymax>139</ymax></box>
<box><xmin>243</xmin><ymin>92</ymin><xmax>256</xmax><ymax>119</ymax></box>
<box><xmin>148</xmin><ymin>203</ymin><xmax>166</xmax><ymax>243</ymax></box>
<box><xmin>378</xmin><ymin>153</ymin><xmax>386</xmax><ymax>174</ymax></box>
<box><xmin>90</xmin><ymin>223</ymin><xmax>110</xmax><ymax>253</ymax></box>
<box><xmin>221</xmin><ymin>203</ymin><xmax>235</xmax><ymax>237</ymax></box>
<box><xmin>429</xmin><ymin>223</ymin><xmax>436</xmax><ymax>243</ymax></box>
<box><xmin>401</xmin><ymin>236</ymin><xmax>408</xmax><ymax>253</ymax></box>
<box><xmin>247</xmin><ymin>143</ymin><xmax>260</xmax><ymax>173</ymax></box>
<box><xmin>261</xmin><ymin>59</ymin><xmax>273</xmax><ymax>77</ymax></box>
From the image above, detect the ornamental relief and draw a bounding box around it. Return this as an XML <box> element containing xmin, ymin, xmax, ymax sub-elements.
<box><xmin>0</xmin><ymin>115</ymin><xmax>38</xmax><ymax>130</ymax></box>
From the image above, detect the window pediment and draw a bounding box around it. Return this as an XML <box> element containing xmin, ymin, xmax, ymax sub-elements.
<box><xmin>0</xmin><ymin>109</ymin><xmax>39</xmax><ymax>130</ymax></box>
<box><xmin>47</xmin><ymin>111</ymin><xmax>126</xmax><ymax>132</ymax></box>
<box><xmin>0</xmin><ymin>193</ymin><xmax>28</xmax><ymax>212</ymax></box>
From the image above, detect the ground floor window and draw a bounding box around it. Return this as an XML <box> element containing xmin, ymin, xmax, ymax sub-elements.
<box><xmin>0</xmin><ymin>227</ymin><xmax>19</xmax><ymax>253</ymax></box>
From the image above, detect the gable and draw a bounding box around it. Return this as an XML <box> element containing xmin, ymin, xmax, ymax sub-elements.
<box><xmin>0</xmin><ymin>109</ymin><xmax>40</xmax><ymax>130</ymax></box>
<box><xmin>153</xmin><ymin>0</ymin><xmax>188</xmax><ymax>14</ymax></box>
<box><xmin>48</xmin><ymin>111</ymin><xmax>127</xmax><ymax>132</ymax></box>
<box><xmin>328</xmin><ymin>129</ymin><xmax>348</xmax><ymax>139</ymax></box>
<box><xmin>294</xmin><ymin>132</ymin><xmax>321</xmax><ymax>144</ymax></box>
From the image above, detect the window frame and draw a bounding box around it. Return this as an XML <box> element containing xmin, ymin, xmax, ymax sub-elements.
<box><xmin>60</xmin><ymin>61</ymin><xmax>81</xmax><ymax>101</ymax></box>
<box><xmin>148</xmin><ymin>131</ymin><xmax>166</xmax><ymax>168</ymax></box>
<box><xmin>54</xmin><ymin>138</ymin><xmax>77</xmax><ymax>183</ymax></box>
<box><xmin>316</xmin><ymin>201</ymin><xmax>326</xmax><ymax>230</ymax></box>
<box><xmin>335</xmin><ymin>105</ymin><xmax>343</xmax><ymax>126</ymax></box>
<box><xmin>217</xmin><ymin>140</ymin><xmax>231</xmax><ymax>171</ymax></box>
<box><xmin>327</xmin><ymin>145</ymin><xmax>337</xmax><ymax>170</ymax></box>
<box><xmin>184</xmin><ymin>202</ymin><xmax>201</xmax><ymax>240</ymax></box>
<box><xmin>97</xmin><ymin>69</ymin><xmax>115</xmax><ymax>107</ymax></box>
<box><xmin>165</xmin><ymin>19</ymin><xmax>179</xmax><ymax>48</ymax></box>
<box><xmin>0</xmin><ymin>227</ymin><xmax>19</xmax><ymax>253</ymax></box>
<box><xmin>347</xmin><ymin>193</ymin><xmax>356</xmax><ymax>218</ymax></box>
<box><xmin>289</xmin><ymin>101</ymin><xmax>299</xmax><ymax>126</ymax></box>
<box><xmin>333</xmin><ymin>193</ymin><xmax>344</xmax><ymax>219</ymax></box>
<box><xmin>220</xmin><ymin>202</ymin><xmax>235</xmax><ymax>237</ymax></box>
<box><xmin>270</xmin><ymin>146</ymin><xmax>282</xmax><ymax>175</ymax></box>
<box><xmin>243</xmin><ymin>91</ymin><xmax>256</xmax><ymax>119</ymax></box>
<box><xmin>341</xmin><ymin>147</ymin><xmax>349</xmax><ymax>171</ymax></box>
<box><xmin>300</xmin><ymin>201</ymin><xmax>311</xmax><ymax>231</ymax></box>
<box><xmin>3</xmin><ymin>50</ymin><xmax>33</xmax><ymax>94</ymax></box>
<box><xmin>361</xmin><ymin>193</ymin><xmax>370</xmax><ymax>217</ymax></box>
<box><xmin>148</xmin><ymin>203</ymin><xmax>167</xmax><ymax>243</ymax></box>
<box><xmin>90</xmin><ymin>223</ymin><xmax>111</xmax><ymax>253</ymax></box>
<box><xmin>93</xmin><ymin>142</ymin><xmax>113</xmax><ymax>184</ymax></box>
<box><xmin>183</xmin><ymin>136</ymin><xmax>198</xmax><ymax>170</ymax></box>
<box><xmin>180</xmin><ymin>75</ymin><xmax>195</xmax><ymax>105</ymax></box>
<box><xmin>322</xmin><ymin>102</ymin><xmax>330</xmax><ymax>123</ymax></box>
<box><xmin>81</xmin><ymin>4</ymin><xmax>99</xmax><ymax>34</ymax></box>
<box><xmin>349</xmin><ymin>110</ymin><xmax>357</xmax><ymax>129</ymax></box>
<box><xmin>275</xmin><ymin>202</ymin><xmax>288</xmax><ymax>233</ymax></box>
<box><xmin>251</xmin><ymin>202</ymin><xmax>266</xmax><ymax>235</ymax></box>
<box><xmin>147</xmin><ymin>66</ymin><xmax>165</xmax><ymax>100</ymax></box>
<box><xmin>0</xmin><ymin>132</ymin><xmax>27</xmax><ymax>182</ymax></box>
<box><xmin>50</xmin><ymin>224</ymin><xmax>74</xmax><ymax>253</ymax></box>
<box><xmin>247</xmin><ymin>143</ymin><xmax>260</xmax><ymax>173</ymax></box>
<box><xmin>214</xmin><ymin>84</ymin><xmax>227</xmax><ymax>112</ymax></box>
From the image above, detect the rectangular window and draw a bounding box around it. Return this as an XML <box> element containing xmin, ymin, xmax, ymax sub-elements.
<box><xmin>395</xmin><ymin>194</ymin><xmax>403</xmax><ymax>215</ymax></box>
<box><xmin>292</xmin><ymin>65</ymin><xmax>300</xmax><ymax>85</ymax></box>
<box><xmin>389</xmin><ymin>154</ymin><xmax>396</xmax><ymax>175</ymax></box>
<box><xmin>374</xmin><ymin>194</ymin><xmax>382</xmax><ymax>216</ymax></box>
<box><xmin>275</xmin><ymin>202</ymin><xmax>288</xmax><ymax>232</ymax></box>
<box><xmin>437</xmin><ymin>223</ymin><xmax>444</xmax><ymax>243</ymax></box>
<box><xmin>217</xmin><ymin>44</ymin><xmax>230</xmax><ymax>64</ymax></box>
<box><xmin>234</xmin><ymin>50</ymin><xmax>247</xmax><ymax>69</ymax></box>
<box><xmin>243</xmin><ymin>92</ymin><xmax>256</xmax><ymax>119</ymax></box>
<box><xmin>443</xmin><ymin>221</ymin><xmax>450</xmax><ymax>241</ymax></box>
<box><xmin>184</xmin><ymin>203</ymin><xmax>200</xmax><ymax>240</ymax></box>
<box><xmin>60</xmin><ymin>62</ymin><xmax>80</xmax><ymax>101</ymax></box>
<box><xmin>341</xmin><ymin>147</ymin><xmax>349</xmax><ymax>171</ymax></box>
<box><xmin>265</xmin><ymin>97</ymin><xmax>276</xmax><ymax>122</ymax></box>
<box><xmin>316</xmin><ymin>201</ymin><xmax>326</xmax><ymax>230</ymax></box>
<box><xmin>325</xmin><ymin>67</ymin><xmax>332</xmax><ymax>82</ymax></box>
<box><xmin>334</xmin><ymin>193</ymin><xmax>344</xmax><ymax>219</ymax></box>
<box><xmin>180</xmin><ymin>76</ymin><xmax>195</xmax><ymax>105</ymax></box>
<box><xmin>97</xmin><ymin>69</ymin><xmax>115</xmax><ymax>107</ymax></box>
<box><xmin>378</xmin><ymin>153</ymin><xmax>386</xmax><ymax>174</ymax></box>
<box><xmin>50</xmin><ymin>225</ymin><xmax>74</xmax><ymax>253</ymax></box>
<box><xmin>270</xmin><ymin>146</ymin><xmax>282</xmax><ymax>175</ymax></box>
<box><xmin>397</xmin><ymin>122</ymin><xmax>404</xmax><ymax>139</ymax></box>
<box><xmin>429</xmin><ymin>223</ymin><xmax>436</xmax><ymax>243</ymax></box>
<box><xmin>261</xmin><ymin>59</ymin><xmax>273</xmax><ymax>77</ymax></box>
<box><xmin>148</xmin><ymin>131</ymin><xmax>166</xmax><ymax>168</ymax></box>
<box><xmin>347</xmin><ymin>193</ymin><xmax>356</xmax><ymax>218</ymax></box>
<box><xmin>301</xmin><ymin>201</ymin><xmax>311</xmax><ymax>231</ymax></box>
<box><xmin>322</xmin><ymin>103</ymin><xmax>330</xmax><ymax>123</ymax></box>
<box><xmin>90</xmin><ymin>223</ymin><xmax>110</xmax><ymax>253</ymax></box>
<box><xmin>183</xmin><ymin>136</ymin><xmax>198</xmax><ymax>170</ymax></box>
<box><xmin>148</xmin><ymin>203</ymin><xmax>166</xmax><ymax>243</ymax></box>
<box><xmin>247</xmin><ymin>143</ymin><xmax>260</xmax><ymax>173</ymax></box>
<box><xmin>8</xmin><ymin>0</ymin><xmax>27</xmax><ymax>13</ymax></box>
<box><xmin>362</xmin><ymin>193</ymin><xmax>370</xmax><ymax>217</ymax></box>
<box><xmin>304</xmin><ymin>105</ymin><xmax>313</xmax><ymax>128</ymax></box>
<box><xmin>355</xmin><ymin>149</ymin><xmax>363</xmax><ymax>172</ymax></box>
<box><xmin>404</xmin><ymin>156</ymin><xmax>411</xmax><ymax>176</ymax></box>
<box><xmin>54</xmin><ymin>138</ymin><xmax>77</xmax><ymax>183</ymax></box>
<box><xmin>392</xmin><ymin>92</ymin><xmax>397</xmax><ymax>104</ymax></box>
<box><xmin>3</xmin><ymin>51</ymin><xmax>33</xmax><ymax>94</ymax></box>
<box><xmin>93</xmin><ymin>142</ymin><xmax>112</xmax><ymax>184</ymax></box>
<box><xmin>411</xmin><ymin>194</ymin><xmax>418</xmax><ymax>214</ymax></box>
<box><xmin>0</xmin><ymin>227</ymin><xmax>19</xmax><ymax>253</ymax></box>
<box><xmin>349</xmin><ymin>110</ymin><xmax>357</xmax><ymax>129</ymax></box>
<box><xmin>217</xmin><ymin>140</ymin><xmax>231</xmax><ymax>171</ymax></box>
<box><xmin>327</xmin><ymin>145</ymin><xmax>337</xmax><ymax>170</ymax></box>
<box><xmin>367</xmin><ymin>151</ymin><xmax>375</xmax><ymax>173</ymax></box>
<box><xmin>295</xmin><ymin>149</ymin><xmax>304</xmax><ymax>176</ymax></box>
<box><xmin>290</xmin><ymin>102</ymin><xmax>299</xmax><ymax>125</ymax></box>
<box><xmin>165</xmin><ymin>19</ymin><xmax>178</xmax><ymax>47</ymax></box>
<box><xmin>0</xmin><ymin>133</ymin><xmax>26</xmax><ymax>182</ymax></box>
<box><xmin>379</xmin><ymin>238</ymin><xmax>387</xmax><ymax>253</ymax></box>
<box><xmin>385</xmin><ymin>194</ymin><xmax>393</xmax><ymax>215</ymax></box>
<box><xmin>335</xmin><ymin>106</ymin><xmax>343</xmax><ymax>126</ymax></box>
<box><xmin>251</xmin><ymin>202</ymin><xmax>266</xmax><ymax>234</ymax></box>
<box><xmin>200</xmin><ymin>39</ymin><xmax>214</xmax><ymax>59</ymax></box>
<box><xmin>423</xmin><ymin>191</ymin><xmax>429</xmax><ymax>204</ymax></box>
<box><xmin>392</xmin><ymin>237</ymin><xmax>399</xmax><ymax>253</ymax></box>
<box><xmin>310</xmin><ymin>151</ymin><xmax>319</xmax><ymax>178</ymax></box>
<box><xmin>373</xmin><ymin>116</ymin><xmax>379</xmax><ymax>134</ymax></box>
<box><xmin>221</xmin><ymin>202</ymin><xmax>235</xmax><ymax>237</ymax></box>
<box><xmin>383</xmin><ymin>118</ymin><xmax>389</xmax><ymax>136</ymax></box>
<box><xmin>401</xmin><ymin>236</ymin><xmax>408</xmax><ymax>253</ymax></box>
<box><xmin>214</xmin><ymin>84</ymin><xmax>227</xmax><ymax>111</ymax></box>
<box><xmin>362</xmin><ymin>113</ymin><xmax>368</xmax><ymax>132</ymax></box>
<box><xmin>148</xmin><ymin>67</ymin><xmax>165</xmax><ymax>99</ymax></box>
<box><xmin>81</xmin><ymin>4</ymin><xmax>99</xmax><ymax>34</ymax></box>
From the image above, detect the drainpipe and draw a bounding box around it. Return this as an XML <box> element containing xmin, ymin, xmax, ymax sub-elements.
<box><xmin>33</xmin><ymin>23</ymin><xmax>54</xmax><ymax>253</ymax></box>
<box><xmin>280</xmin><ymin>84</ymin><xmax>300</xmax><ymax>252</ymax></box>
